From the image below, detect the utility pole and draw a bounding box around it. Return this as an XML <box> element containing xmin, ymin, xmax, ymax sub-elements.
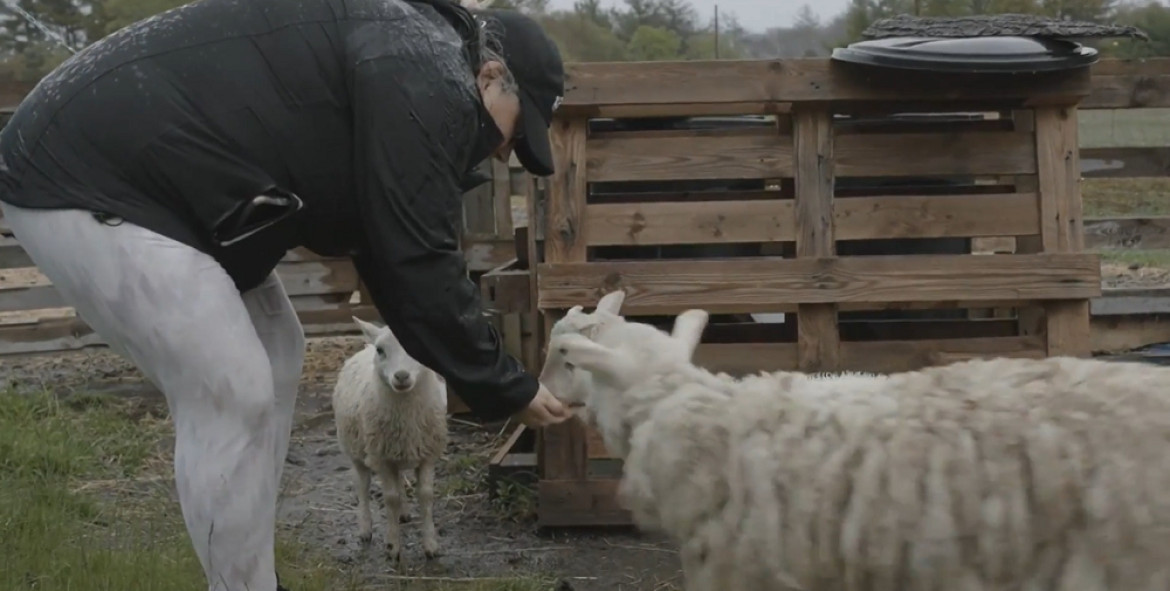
<box><xmin>714</xmin><ymin>4</ymin><xmax>719</xmax><ymax>59</ymax></box>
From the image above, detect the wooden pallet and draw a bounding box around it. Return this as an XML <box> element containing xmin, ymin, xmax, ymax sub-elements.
<box><xmin>528</xmin><ymin>56</ymin><xmax>1115</xmax><ymax>528</ymax></box>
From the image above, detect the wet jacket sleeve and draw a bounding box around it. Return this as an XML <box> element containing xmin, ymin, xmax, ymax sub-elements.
<box><xmin>348</xmin><ymin>53</ymin><xmax>539</xmax><ymax>422</ymax></box>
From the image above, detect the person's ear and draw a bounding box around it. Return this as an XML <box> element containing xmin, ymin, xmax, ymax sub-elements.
<box><xmin>476</xmin><ymin>60</ymin><xmax>506</xmax><ymax>93</ymax></box>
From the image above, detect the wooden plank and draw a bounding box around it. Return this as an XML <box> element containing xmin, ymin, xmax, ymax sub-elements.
<box><xmin>274</xmin><ymin>260</ymin><xmax>360</xmax><ymax>297</ymax></box>
<box><xmin>537</xmin><ymin>254</ymin><xmax>1102</xmax><ymax>315</ymax></box>
<box><xmin>793</xmin><ymin>106</ymin><xmax>839</xmax><ymax>373</ymax></box>
<box><xmin>1090</xmin><ymin>58</ymin><xmax>1170</xmax><ymax>77</ymax></box>
<box><xmin>584</xmin><ymin>199</ymin><xmax>795</xmax><ymax>246</ymax></box>
<box><xmin>691</xmin><ymin>336</ymin><xmax>1045</xmax><ymax>376</ymax></box>
<box><xmin>835</xmin><ymin>131</ymin><xmax>1037</xmax><ymax>177</ymax></box>
<box><xmin>842</xmin><ymin>336</ymin><xmax>1045</xmax><ymax>372</ymax></box>
<box><xmin>585</xmin><ymin>133</ymin><xmax>793</xmax><ymax>182</ymax></box>
<box><xmin>492</xmin><ymin>158</ymin><xmax>514</xmax><ymax>240</ymax></box>
<box><xmin>587</xmin><ymin>102</ymin><xmax>791</xmax><ymax>118</ymax></box>
<box><xmin>481</xmin><ymin>261</ymin><xmax>531</xmax><ymax>314</ymax></box>
<box><xmin>537</xmin><ymin>478</ymin><xmax>630</xmax><ymax>528</ymax></box>
<box><xmin>1080</xmin><ymin>147</ymin><xmax>1170</xmax><ymax>178</ymax></box>
<box><xmin>541</xmin><ymin>117</ymin><xmax>590</xmax><ymax>483</ymax></box>
<box><xmin>545</xmin><ymin>119</ymin><xmax>589</xmax><ymax>263</ymax></box>
<box><xmin>0</xmin><ymin>304</ymin><xmax>383</xmax><ymax>357</ymax></box>
<box><xmin>1035</xmin><ymin>106</ymin><xmax>1092</xmax><ymax>358</ymax></box>
<box><xmin>835</xmin><ymin>193</ymin><xmax>1040</xmax><ymax>240</ymax></box>
<box><xmin>1092</xmin><ymin>288</ymin><xmax>1170</xmax><ymax>316</ymax></box>
<box><xmin>1091</xmin><ymin>314</ymin><xmax>1170</xmax><ymax>353</ymax></box>
<box><xmin>560</xmin><ymin>59</ymin><xmax>1092</xmax><ymax>112</ymax></box>
<box><xmin>1081</xmin><ymin>74</ymin><xmax>1170</xmax><ymax>110</ymax></box>
<box><xmin>1084</xmin><ymin>216</ymin><xmax>1170</xmax><ymax>250</ymax></box>
<box><xmin>462</xmin><ymin>238</ymin><xmax>517</xmax><ymax>273</ymax></box>
<box><xmin>0</xmin><ymin>258</ymin><xmax>359</xmax><ymax>315</ymax></box>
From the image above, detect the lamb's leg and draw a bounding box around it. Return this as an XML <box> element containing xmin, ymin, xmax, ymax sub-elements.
<box><xmin>417</xmin><ymin>460</ymin><xmax>440</xmax><ymax>559</ymax></box>
<box><xmin>352</xmin><ymin>460</ymin><xmax>374</xmax><ymax>545</ymax></box>
<box><xmin>377</xmin><ymin>463</ymin><xmax>405</xmax><ymax>563</ymax></box>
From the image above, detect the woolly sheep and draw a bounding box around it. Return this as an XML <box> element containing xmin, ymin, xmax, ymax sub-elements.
<box><xmin>541</xmin><ymin>291</ymin><xmax>1170</xmax><ymax>591</ymax></box>
<box><xmin>333</xmin><ymin>317</ymin><xmax>448</xmax><ymax>563</ymax></box>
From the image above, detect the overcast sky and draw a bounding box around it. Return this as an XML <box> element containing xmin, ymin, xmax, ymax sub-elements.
<box><xmin>545</xmin><ymin>0</ymin><xmax>853</xmax><ymax>33</ymax></box>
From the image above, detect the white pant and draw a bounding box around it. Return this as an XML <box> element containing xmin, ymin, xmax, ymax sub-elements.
<box><xmin>1</xmin><ymin>203</ymin><xmax>305</xmax><ymax>591</ymax></box>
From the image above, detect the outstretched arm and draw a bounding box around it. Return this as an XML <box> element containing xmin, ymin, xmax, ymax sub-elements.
<box><xmin>348</xmin><ymin>49</ymin><xmax>538</xmax><ymax>422</ymax></box>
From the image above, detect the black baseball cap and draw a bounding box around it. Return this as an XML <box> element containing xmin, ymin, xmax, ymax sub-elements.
<box><xmin>479</xmin><ymin>9</ymin><xmax>564</xmax><ymax>177</ymax></box>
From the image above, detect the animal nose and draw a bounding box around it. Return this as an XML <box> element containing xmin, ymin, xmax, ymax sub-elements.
<box><xmin>393</xmin><ymin>370</ymin><xmax>409</xmax><ymax>383</ymax></box>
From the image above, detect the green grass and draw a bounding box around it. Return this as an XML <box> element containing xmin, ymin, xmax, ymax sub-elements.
<box><xmin>0</xmin><ymin>390</ymin><xmax>558</xmax><ymax>591</ymax></box>
<box><xmin>1098</xmin><ymin>249</ymin><xmax>1170</xmax><ymax>269</ymax></box>
<box><xmin>1082</xmin><ymin>177</ymin><xmax>1170</xmax><ymax>271</ymax></box>
<box><xmin>1082</xmin><ymin>178</ymin><xmax>1170</xmax><ymax>218</ymax></box>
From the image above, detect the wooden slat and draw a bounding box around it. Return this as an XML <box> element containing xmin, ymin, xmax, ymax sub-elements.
<box><xmin>546</xmin><ymin>119</ymin><xmax>589</xmax><ymax>263</ymax></box>
<box><xmin>835</xmin><ymin>193</ymin><xmax>1040</xmax><ymax>240</ymax></box>
<box><xmin>1090</xmin><ymin>59</ymin><xmax>1170</xmax><ymax>77</ymax></box>
<box><xmin>481</xmin><ymin>261</ymin><xmax>531</xmax><ymax>314</ymax></box>
<box><xmin>560</xmin><ymin>59</ymin><xmax>1092</xmax><ymax>112</ymax></box>
<box><xmin>1081</xmin><ymin>147</ymin><xmax>1170</xmax><ymax>178</ymax></box>
<box><xmin>492</xmin><ymin>158</ymin><xmax>514</xmax><ymax>240</ymax></box>
<box><xmin>835</xmin><ymin>131</ymin><xmax>1037</xmax><ymax>177</ymax></box>
<box><xmin>1092</xmin><ymin>288</ymin><xmax>1170</xmax><ymax>316</ymax></box>
<box><xmin>793</xmin><ymin>106</ymin><xmax>840</xmax><ymax>373</ymax></box>
<box><xmin>541</xmin><ymin>117</ymin><xmax>590</xmax><ymax>483</ymax></box>
<box><xmin>524</xmin><ymin>193</ymin><xmax>1044</xmax><ymax>247</ymax></box>
<box><xmin>1091</xmin><ymin>314</ymin><xmax>1170</xmax><ymax>353</ymax></box>
<box><xmin>537</xmin><ymin>254</ymin><xmax>1102</xmax><ymax>315</ymax></box>
<box><xmin>692</xmin><ymin>336</ymin><xmax>1045</xmax><ymax>376</ymax></box>
<box><xmin>1035</xmin><ymin>106</ymin><xmax>1092</xmax><ymax>358</ymax></box>
<box><xmin>0</xmin><ymin>304</ymin><xmax>381</xmax><ymax>357</ymax></box>
<box><xmin>1081</xmin><ymin>74</ymin><xmax>1170</xmax><ymax>110</ymax></box>
<box><xmin>276</xmin><ymin>260</ymin><xmax>360</xmax><ymax>297</ymax></box>
<box><xmin>585</xmin><ymin>134</ymin><xmax>793</xmax><ymax>182</ymax></box>
<box><xmin>584</xmin><ymin>199</ymin><xmax>795</xmax><ymax>246</ymax></box>
<box><xmin>0</xmin><ymin>270</ymin><xmax>352</xmax><ymax>315</ymax></box>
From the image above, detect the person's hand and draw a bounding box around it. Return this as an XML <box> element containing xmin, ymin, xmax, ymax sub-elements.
<box><xmin>513</xmin><ymin>383</ymin><xmax>572</xmax><ymax>428</ymax></box>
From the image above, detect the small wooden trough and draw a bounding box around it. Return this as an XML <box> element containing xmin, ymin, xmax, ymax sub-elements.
<box><xmin>505</xmin><ymin>55</ymin><xmax>1129</xmax><ymax>528</ymax></box>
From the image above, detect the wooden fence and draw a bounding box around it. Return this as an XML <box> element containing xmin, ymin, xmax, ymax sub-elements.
<box><xmin>481</xmin><ymin>56</ymin><xmax>1170</xmax><ymax>528</ymax></box>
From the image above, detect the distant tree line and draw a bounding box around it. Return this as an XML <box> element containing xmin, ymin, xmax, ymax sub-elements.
<box><xmin>1</xmin><ymin>0</ymin><xmax>1168</xmax><ymax>84</ymax></box>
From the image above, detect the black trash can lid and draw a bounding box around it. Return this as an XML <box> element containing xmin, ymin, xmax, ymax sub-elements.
<box><xmin>831</xmin><ymin>35</ymin><xmax>1098</xmax><ymax>73</ymax></box>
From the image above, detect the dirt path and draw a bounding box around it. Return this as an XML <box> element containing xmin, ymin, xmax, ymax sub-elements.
<box><xmin>0</xmin><ymin>336</ymin><xmax>683</xmax><ymax>590</ymax></box>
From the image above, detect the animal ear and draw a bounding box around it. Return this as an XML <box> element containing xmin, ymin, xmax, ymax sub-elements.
<box><xmin>552</xmin><ymin>333</ymin><xmax>631</xmax><ymax>383</ymax></box>
<box><xmin>595</xmin><ymin>290</ymin><xmax>626</xmax><ymax>316</ymax></box>
<box><xmin>671</xmin><ymin>309</ymin><xmax>709</xmax><ymax>360</ymax></box>
<box><xmin>352</xmin><ymin>316</ymin><xmax>382</xmax><ymax>345</ymax></box>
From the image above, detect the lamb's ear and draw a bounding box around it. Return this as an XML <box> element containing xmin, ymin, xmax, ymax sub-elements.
<box><xmin>552</xmin><ymin>333</ymin><xmax>632</xmax><ymax>383</ymax></box>
<box><xmin>595</xmin><ymin>290</ymin><xmax>626</xmax><ymax>316</ymax></box>
<box><xmin>353</xmin><ymin>316</ymin><xmax>382</xmax><ymax>345</ymax></box>
<box><xmin>671</xmin><ymin>309</ymin><xmax>709</xmax><ymax>360</ymax></box>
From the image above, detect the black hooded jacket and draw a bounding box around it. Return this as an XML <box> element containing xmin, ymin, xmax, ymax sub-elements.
<box><xmin>0</xmin><ymin>0</ymin><xmax>539</xmax><ymax>420</ymax></box>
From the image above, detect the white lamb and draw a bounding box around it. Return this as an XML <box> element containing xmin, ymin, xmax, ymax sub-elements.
<box><xmin>540</xmin><ymin>290</ymin><xmax>1170</xmax><ymax>591</ymax></box>
<box><xmin>332</xmin><ymin>317</ymin><xmax>448</xmax><ymax>563</ymax></box>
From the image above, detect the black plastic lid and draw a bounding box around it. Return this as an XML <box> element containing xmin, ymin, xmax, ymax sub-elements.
<box><xmin>831</xmin><ymin>36</ymin><xmax>1098</xmax><ymax>73</ymax></box>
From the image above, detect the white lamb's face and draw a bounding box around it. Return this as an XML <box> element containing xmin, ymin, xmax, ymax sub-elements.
<box><xmin>354</xmin><ymin>318</ymin><xmax>424</xmax><ymax>393</ymax></box>
<box><xmin>539</xmin><ymin>290</ymin><xmax>710</xmax><ymax>421</ymax></box>
<box><xmin>539</xmin><ymin>308</ymin><xmax>610</xmax><ymax>410</ymax></box>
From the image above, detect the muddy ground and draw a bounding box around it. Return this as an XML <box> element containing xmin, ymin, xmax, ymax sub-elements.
<box><xmin>0</xmin><ymin>335</ymin><xmax>684</xmax><ymax>590</ymax></box>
